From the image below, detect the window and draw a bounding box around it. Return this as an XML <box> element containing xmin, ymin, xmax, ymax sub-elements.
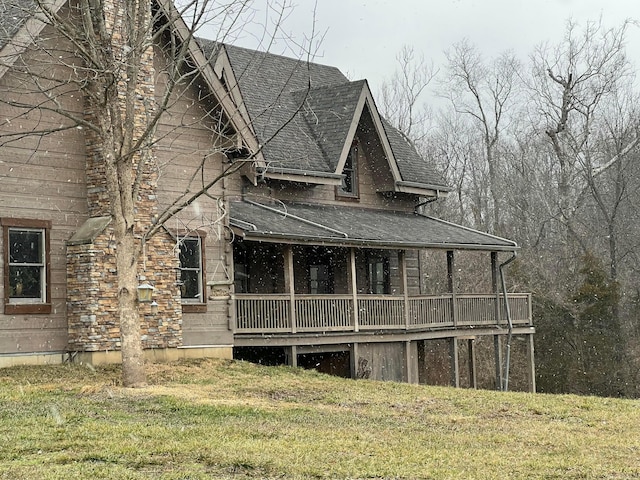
<box><xmin>178</xmin><ymin>235</ymin><xmax>206</xmax><ymax>312</ymax></box>
<box><xmin>233</xmin><ymin>240</ymin><xmax>249</xmax><ymax>293</ymax></box>
<box><xmin>337</xmin><ymin>142</ymin><xmax>359</xmax><ymax>198</ymax></box>
<box><xmin>2</xmin><ymin>218</ymin><xmax>51</xmax><ymax>314</ymax></box>
<box><xmin>309</xmin><ymin>265</ymin><xmax>331</xmax><ymax>294</ymax></box>
<box><xmin>367</xmin><ymin>253</ymin><xmax>389</xmax><ymax>295</ymax></box>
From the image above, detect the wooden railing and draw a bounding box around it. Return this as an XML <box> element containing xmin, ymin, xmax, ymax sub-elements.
<box><xmin>234</xmin><ymin>293</ymin><xmax>532</xmax><ymax>334</ymax></box>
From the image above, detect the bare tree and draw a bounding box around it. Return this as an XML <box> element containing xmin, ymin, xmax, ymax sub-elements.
<box><xmin>442</xmin><ymin>40</ymin><xmax>521</xmax><ymax>235</ymax></box>
<box><xmin>0</xmin><ymin>0</ymin><xmax>316</xmax><ymax>386</ymax></box>
<box><xmin>527</xmin><ymin>19</ymin><xmax>633</xmax><ymax>237</ymax></box>
<box><xmin>378</xmin><ymin>45</ymin><xmax>437</xmax><ymax>143</ymax></box>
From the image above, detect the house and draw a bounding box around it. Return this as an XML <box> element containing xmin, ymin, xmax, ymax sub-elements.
<box><xmin>0</xmin><ymin>0</ymin><xmax>535</xmax><ymax>390</ymax></box>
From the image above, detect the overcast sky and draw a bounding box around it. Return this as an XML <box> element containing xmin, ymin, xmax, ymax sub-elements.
<box><xmin>222</xmin><ymin>0</ymin><xmax>639</xmax><ymax>95</ymax></box>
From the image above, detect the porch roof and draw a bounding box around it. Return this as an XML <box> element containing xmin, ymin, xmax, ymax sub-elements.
<box><xmin>229</xmin><ymin>200</ymin><xmax>518</xmax><ymax>251</ymax></box>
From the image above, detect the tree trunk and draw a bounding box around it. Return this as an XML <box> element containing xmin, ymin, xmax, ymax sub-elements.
<box><xmin>117</xmin><ymin>228</ymin><xmax>146</xmax><ymax>387</ymax></box>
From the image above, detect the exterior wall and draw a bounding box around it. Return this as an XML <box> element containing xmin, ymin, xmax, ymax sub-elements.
<box><xmin>0</xmin><ymin>21</ymin><xmax>87</xmax><ymax>356</ymax></box>
<box><xmin>154</xmin><ymin>46</ymin><xmax>235</xmax><ymax>348</ymax></box>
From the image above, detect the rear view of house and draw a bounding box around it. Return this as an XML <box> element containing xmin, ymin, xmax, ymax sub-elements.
<box><xmin>0</xmin><ymin>0</ymin><xmax>535</xmax><ymax>390</ymax></box>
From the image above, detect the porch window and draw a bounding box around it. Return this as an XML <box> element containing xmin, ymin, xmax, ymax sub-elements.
<box><xmin>338</xmin><ymin>143</ymin><xmax>358</xmax><ymax>198</ymax></box>
<box><xmin>2</xmin><ymin>218</ymin><xmax>51</xmax><ymax>314</ymax></box>
<box><xmin>309</xmin><ymin>264</ymin><xmax>331</xmax><ymax>294</ymax></box>
<box><xmin>178</xmin><ymin>235</ymin><xmax>206</xmax><ymax>311</ymax></box>
<box><xmin>367</xmin><ymin>253</ymin><xmax>390</xmax><ymax>294</ymax></box>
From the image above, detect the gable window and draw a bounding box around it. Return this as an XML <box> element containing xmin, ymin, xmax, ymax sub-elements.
<box><xmin>178</xmin><ymin>234</ymin><xmax>206</xmax><ymax>312</ymax></box>
<box><xmin>2</xmin><ymin>218</ymin><xmax>51</xmax><ymax>314</ymax></box>
<box><xmin>338</xmin><ymin>142</ymin><xmax>359</xmax><ymax>198</ymax></box>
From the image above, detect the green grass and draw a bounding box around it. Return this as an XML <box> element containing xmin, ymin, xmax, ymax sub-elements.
<box><xmin>1</xmin><ymin>359</ymin><xmax>639</xmax><ymax>479</ymax></box>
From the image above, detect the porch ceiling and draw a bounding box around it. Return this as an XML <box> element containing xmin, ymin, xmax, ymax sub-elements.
<box><xmin>229</xmin><ymin>200</ymin><xmax>518</xmax><ymax>251</ymax></box>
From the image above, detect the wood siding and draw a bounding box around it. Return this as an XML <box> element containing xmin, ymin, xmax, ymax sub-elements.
<box><xmin>0</xmin><ymin>22</ymin><xmax>87</xmax><ymax>354</ymax></box>
<box><xmin>154</xmin><ymin>50</ymin><xmax>233</xmax><ymax>347</ymax></box>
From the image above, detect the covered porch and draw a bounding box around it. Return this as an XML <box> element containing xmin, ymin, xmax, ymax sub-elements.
<box><xmin>228</xmin><ymin>200</ymin><xmax>535</xmax><ymax>390</ymax></box>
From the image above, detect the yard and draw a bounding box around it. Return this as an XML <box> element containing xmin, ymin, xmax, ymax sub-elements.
<box><xmin>1</xmin><ymin>359</ymin><xmax>638</xmax><ymax>479</ymax></box>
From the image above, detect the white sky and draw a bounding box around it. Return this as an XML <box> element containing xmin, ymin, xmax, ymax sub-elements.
<box><xmin>222</xmin><ymin>0</ymin><xmax>639</xmax><ymax>95</ymax></box>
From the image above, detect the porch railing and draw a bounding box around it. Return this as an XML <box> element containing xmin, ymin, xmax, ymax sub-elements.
<box><xmin>234</xmin><ymin>293</ymin><xmax>532</xmax><ymax>334</ymax></box>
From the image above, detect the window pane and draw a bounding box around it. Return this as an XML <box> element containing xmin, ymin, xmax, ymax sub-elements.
<box><xmin>9</xmin><ymin>230</ymin><xmax>42</xmax><ymax>264</ymax></box>
<box><xmin>179</xmin><ymin>239</ymin><xmax>200</xmax><ymax>268</ymax></box>
<box><xmin>180</xmin><ymin>270</ymin><xmax>200</xmax><ymax>299</ymax></box>
<box><xmin>9</xmin><ymin>266</ymin><xmax>42</xmax><ymax>298</ymax></box>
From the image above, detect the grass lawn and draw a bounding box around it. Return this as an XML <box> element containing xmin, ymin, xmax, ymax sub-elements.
<box><xmin>1</xmin><ymin>358</ymin><xmax>639</xmax><ymax>479</ymax></box>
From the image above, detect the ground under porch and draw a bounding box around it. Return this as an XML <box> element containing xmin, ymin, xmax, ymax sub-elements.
<box><xmin>234</xmin><ymin>326</ymin><xmax>536</xmax><ymax>392</ymax></box>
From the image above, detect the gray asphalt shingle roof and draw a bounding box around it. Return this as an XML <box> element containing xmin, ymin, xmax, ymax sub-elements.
<box><xmin>230</xmin><ymin>200</ymin><xmax>517</xmax><ymax>251</ymax></box>
<box><xmin>205</xmin><ymin>40</ymin><xmax>449</xmax><ymax>189</ymax></box>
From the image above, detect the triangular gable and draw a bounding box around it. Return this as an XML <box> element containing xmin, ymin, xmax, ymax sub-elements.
<box><xmin>332</xmin><ymin>80</ymin><xmax>403</xmax><ymax>186</ymax></box>
<box><xmin>154</xmin><ymin>2</ymin><xmax>257</xmax><ymax>159</ymax></box>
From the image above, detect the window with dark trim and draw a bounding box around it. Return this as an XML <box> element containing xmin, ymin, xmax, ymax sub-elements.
<box><xmin>178</xmin><ymin>234</ymin><xmax>206</xmax><ymax>313</ymax></box>
<box><xmin>367</xmin><ymin>252</ymin><xmax>390</xmax><ymax>295</ymax></box>
<box><xmin>337</xmin><ymin>142</ymin><xmax>359</xmax><ymax>198</ymax></box>
<box><xmin>2</xmin><ymin>218</ymin><xmax>51</xmax><ymax>314</ymax></box>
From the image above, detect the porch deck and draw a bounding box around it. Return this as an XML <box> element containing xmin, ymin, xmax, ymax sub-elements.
<box><xmin>234</xmin><ymin>293</ymin><xmax>532</xmax><ymax>334</ymax></box>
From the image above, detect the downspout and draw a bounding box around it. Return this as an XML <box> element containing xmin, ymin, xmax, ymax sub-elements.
<box><xmin>499</xmin><ymin>251</ymin><xmax>517</xmax><ymax>391</ymax></box>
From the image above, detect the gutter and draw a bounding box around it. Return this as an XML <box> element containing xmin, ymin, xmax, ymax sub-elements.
<box><xmin>499</xmin><ymin>251</ymin><xmax>517</xmax><ymax>391</ymax></box>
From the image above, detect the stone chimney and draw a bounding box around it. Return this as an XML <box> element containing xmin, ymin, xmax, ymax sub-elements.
<box><xmin>67</xmin><ymin>1</ymin><xmax>183</xmax><ymax>358</ymax></box>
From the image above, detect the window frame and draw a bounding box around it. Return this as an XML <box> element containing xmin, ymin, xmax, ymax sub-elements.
<box><xmin>177</xmin><ymin>232</ymin><xmax>207</xmax><ymax>313</ymax></box>
<box><xmin>336</xmin><ymin>142</ymin><xmax>359</xmax><ymax>199</ymax></box>
<box><xmin>366</xmin><ymin>251</ymin><xmax>390</xmax><ymax>295</ymax></box>
<box><xmin>2</xmin><ymin>218</ymin><xmax>52</xmax><ymax>315</ymax></box>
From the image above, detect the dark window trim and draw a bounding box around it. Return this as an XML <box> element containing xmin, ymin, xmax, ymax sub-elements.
<box><xmin>1</xmin><ymin>218</ymin><xmax>52</xmax><ymax>315</ymax></box>
<box><xmin>336</xmin><ymin>142</ymin><xmax>360</xmax><ymax>200</ymax></box>
<box><xmin>176</xmin><ymin>230</ymin><xmax>207</xmax><ymax>314</ymax></box>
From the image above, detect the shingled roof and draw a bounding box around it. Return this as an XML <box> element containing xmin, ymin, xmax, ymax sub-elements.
<box><xmin>202</xmin><ymin>40</ymin><xmax>449</xmax><ymax>192</ymax></box>
<box><xmin>230</xmin><ymin>199</ymin><xmax>517</xmax><ymax>251</ymax></box>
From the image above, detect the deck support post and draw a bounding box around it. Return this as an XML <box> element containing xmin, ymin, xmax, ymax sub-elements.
<box><xmin>468</xmin><ymin>338</ymin><xmax>477</xmax><ymax>389</ymax></box>
<box><xmin>404</xmin><ymin>340</ymin><xmax>418</xmax><ymax>383</ymax></box>
<box><xmin>449</xmin><ymin>337</ymin><xmax>460</xmax><ymax>388</ymax></box>
<box><xmin>527</xmin><ymin>333</ymin><xmax>537</xmax><ymax>393</ymax></box>
<box><xmin>494</xmin><ymin>335</ymin><xmax>503</xmax><ymax>391</ymax></box>
<box><xmin>491</xmin><ymin>252</ymin><xmax>504</xmax><ymax>390</ymax></box>
<box><xmin>287</xmin><ymin>345</ymin><xmax>298</xmax><ymax>368</ymax></box>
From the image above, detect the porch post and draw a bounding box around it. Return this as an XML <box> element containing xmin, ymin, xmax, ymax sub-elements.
<box><xmin>287</xmin><ymin>345</ymin><xmax>298</xmax><ymax>368</ymax></box>
<box><xmin>284</xmin><ymin>245</ymin><xmax>297</xmax><ymax>334</ymax></box>
<box><xmin>468</xmin><ymin>338</ymin><xmax>477</xmax><ymax>389</ymax></box>
<box><xmin>491</xmin><ymin>252</ymin><xmax>503</xmax><ymax>390</ymax></box>
<box><xmin>349</xmin><ymin>248</ymin><xmax>359</xmax><ymax>332</ymax></box>
<box><xmin>449</xmin><ymin>337</ymin><xmax>460</xmax><ymax>388</ymax></box>
<box><xmin>527</xmin><ymin>334</ymin><xmax>537</xmax><ymax>393</ymax></box>
<box><xmin>399</xmin><ymin>250</ymin><xmax>410</xmax><ymax>329</ymax></box>
<box><xmin>447</xmin><ymin>250</ymin><xmax>457</xmax><ymax>327</ymax></box>
<box><xmin>491</xmin><ymin>252</ymin><xmax>501</xmax><ymax>324</ymax></box>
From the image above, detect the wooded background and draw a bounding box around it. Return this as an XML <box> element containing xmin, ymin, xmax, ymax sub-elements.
<box><xmin>377</xmin><ymin>20</ymin><xmax>640</xmax><ymax>397</ymax></box>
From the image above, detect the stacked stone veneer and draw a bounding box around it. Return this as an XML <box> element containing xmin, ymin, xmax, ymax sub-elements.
<box><xmin>66</xmin><ymin>1</ymin><xmax>183</xmax><ymax>353</ymax></box>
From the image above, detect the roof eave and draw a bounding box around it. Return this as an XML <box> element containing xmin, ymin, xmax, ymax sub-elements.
<box><xmin>231</xmin><ymin>228</ymin><xmax>518</xmax><ymax>252</ymax></box>
<box><xmin>257</xmin><ymin>166</ymin><xmax>343</xmax><ymax>186</ymax></box>
<box><xmin>394</xmin><ymin>181</ymin><xmax>452</xmax><ymax>197</ymax></box>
